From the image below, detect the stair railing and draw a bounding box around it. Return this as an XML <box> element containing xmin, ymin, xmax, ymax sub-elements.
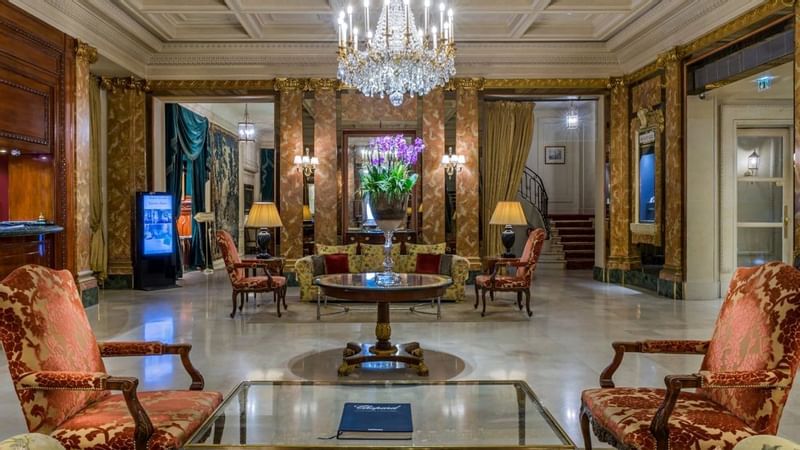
<box><xmin>519</xmin><ymin>166</ymin><xmax>551</xmax><ymax>237</ymax></box>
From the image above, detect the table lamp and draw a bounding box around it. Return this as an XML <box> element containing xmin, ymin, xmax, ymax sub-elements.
<box><xmin>489</xmin><ymin>201</ymin><xmax>528</xmax><ymax>258</ymax></box>
<box><xmin>245</xmin><ymin>202</ymin><xmax>283</xmax><ymax>259</ymax></box>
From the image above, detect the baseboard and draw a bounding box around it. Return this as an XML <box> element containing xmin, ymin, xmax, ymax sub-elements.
<box><xmin>104</xmin><ymin>274</ymin><xmax>133</xmax><ymax>289</ymax></box>
<box><xmin>593</xmin><ymin>266</ymin><xmax>684</xmax><ymax>300</ymax></box>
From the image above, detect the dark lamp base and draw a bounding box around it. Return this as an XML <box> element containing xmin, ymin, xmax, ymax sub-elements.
<box><xmin>256</xmin><ymin>228</ymin><xmax>273</xmax><ymax>260</ymax></box>
<box><xmin>501</xmin><ymin>224</ymin><xmax>516</xmax><ymax>258</ymax></box>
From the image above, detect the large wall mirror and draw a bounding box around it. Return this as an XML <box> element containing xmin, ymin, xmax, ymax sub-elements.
<box><xmin>342</xmin><ymin>130</ymin><xmax>421</xmax><ymax>244</ymax></box>
<box><xmin>630</xmin><ymin>107</ymin><xmax>663</xmax><ymax>246</ymax></box>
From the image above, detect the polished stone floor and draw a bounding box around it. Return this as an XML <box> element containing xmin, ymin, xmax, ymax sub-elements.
<box><xmin>1</xmin><ymin>269</ymin><xmax>798</xmax><ymax>448</ymax></box>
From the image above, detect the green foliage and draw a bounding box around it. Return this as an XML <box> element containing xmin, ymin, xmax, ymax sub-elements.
<box><xmin>361</xmin><ymin>161</ymin><xmax>418</xmax><ymax>198</ymax></box>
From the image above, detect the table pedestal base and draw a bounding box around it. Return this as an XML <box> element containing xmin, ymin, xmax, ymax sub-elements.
<box><xmin>339</xmin><ymin>341</ymin><xmax>428</xmax><ymax>376</ymax></box>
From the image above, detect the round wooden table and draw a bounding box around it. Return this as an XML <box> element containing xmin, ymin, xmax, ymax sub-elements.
<box><xmin>314</xmin><ymin>272</ymin><xmax>452</xmax><ymax>376</ymax></box>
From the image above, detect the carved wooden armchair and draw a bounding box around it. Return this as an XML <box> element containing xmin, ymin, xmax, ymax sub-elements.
<box><xmin>0</xmin><ymin>264</ymin><xmax>223</xmax><ymax>450</ymax></box>
<box><xmin>581</xmin><ymin>262</ymin><xmax>800</xmax><ymax>450</ymax></box>
<box><xmin>474</xmin><ymin>228</ymin><xmax>545</xmax><ymax>317</ymax></box>
<box><xmin>216</xmin><ymin>230</ymin><xmax>286</xmax><ymax>318</ymax></box>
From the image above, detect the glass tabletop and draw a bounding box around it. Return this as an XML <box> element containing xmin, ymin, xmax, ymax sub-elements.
<box><xmin>187</xmin><ymin>380</ymin><xmax>575</xmax><ymax>449</ymax></box>
<box><xmin>314</xmin><ymin>273</ymin><xmax>452</xmax><ymax>291</ymax></box>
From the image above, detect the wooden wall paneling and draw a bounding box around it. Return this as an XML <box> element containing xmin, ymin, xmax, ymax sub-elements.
<box><xmin>7</xmin><ymin>155</ymin><xmax>54</xmax><ymax>220</ymax></box>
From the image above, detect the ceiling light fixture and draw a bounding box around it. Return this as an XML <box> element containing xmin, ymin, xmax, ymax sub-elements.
<box><xmin>565</xmin><ymin>102</ymin><xmax>579</xmax><ymax>130</ymax></box>
<box><xmin>237</xmin><ymin>104</ymin><xmax>256</xmax><ymax>142</ymax></box>
<box><xmin>336</xmin><ymin>0</ymin><xmax>456</xmax><ymax>107</ymax></box>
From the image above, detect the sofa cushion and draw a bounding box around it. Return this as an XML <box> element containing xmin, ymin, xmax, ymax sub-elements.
<box><xmin>310</xmin><ymin>255</ymin><xmax>326</xmax><ymax>276</ymax></box>
<box><xmin>316</xmin><ymin>243</ymin><xmax>359</xmax><ymax>272</ymax></box>
<box><xmin>415</xmin><ymin>253</ymin><xmax>442</xmax><ymax>274</ymax></box>
<box><xmin>404</xmin><ymin>243</ymin><xmax>446</xmax><ymax>272</ymax></box>
<box><xmin>324</xmin><ymin>254</ymin><xmax>350</xmax><ymax>274</ymax></box>
<box><xmin>361</xmin><ymin>243</ymin><xmax>401</xmax><ymax>272</ymax></box>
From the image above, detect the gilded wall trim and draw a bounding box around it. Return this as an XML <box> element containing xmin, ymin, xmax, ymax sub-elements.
<box><xmin>148</xmin><ymin>79</ymin><xmax>275</xmax><ymax>91</ymax></box>
<box><xmin>74</xmin><ymin>39</ymin><xmax>97</xmax><ymax>64</ymax></box>
<box><xmin>274</xmin><ymin>78</ymin><xmax>305</xmax><ymax>92</ymax></box>
<box><xmin>482</xmin><ymin>78</ymin><xmax>607</xmax><ymax>90</ymax></box>
<box><xmin>99</xmin><ymin>76</ymin><xmax>150</xmax><ymax>93</ymax></box>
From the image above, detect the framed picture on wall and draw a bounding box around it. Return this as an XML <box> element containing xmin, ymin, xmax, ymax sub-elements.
<box><xmin>544</xmin><ymin>146</ymin><xmax>566</xmax><ymax>164</ymax></box>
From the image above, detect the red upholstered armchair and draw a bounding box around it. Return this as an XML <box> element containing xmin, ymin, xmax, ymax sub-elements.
<box><xmin>581</xmin><ymin>262</ymin><xmax>800</xmax><ymax>450</ymax></box>
<box><xmin>0</xmin><ymin>265</ymin><xmax>223</xmax><ymax>450</ymax></box>
<box><xmin>215</xmin><ymin>230</ymin><xmax>286</xmax><ymax>318</ymax></box>
<box><xmin>474</xmin><ymin>228</ymin><xmax>545</xmax><ymax>317</ymax></box>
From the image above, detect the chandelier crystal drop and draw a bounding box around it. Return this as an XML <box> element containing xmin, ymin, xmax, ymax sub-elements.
<box><xmin>336</xmin><ymin>0</ymin><xmax>456</xmax><ymax>107</ymax></box>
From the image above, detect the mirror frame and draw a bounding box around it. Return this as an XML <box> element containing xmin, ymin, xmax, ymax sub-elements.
<box><xmin>629</xmin><ymin>107</ymin><xmax>664</xmax><ymax>246</ymax></box>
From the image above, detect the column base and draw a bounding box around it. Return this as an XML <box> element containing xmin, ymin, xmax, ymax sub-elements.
<box><xmin>607</xmin><ymin>255</ymin><xmax>641</xmax><ymax>271</ymax></box>
<box><xmin>77</xmin><ymin>271</ymin><xmax>99</xmax><ymax>308</ymax></box>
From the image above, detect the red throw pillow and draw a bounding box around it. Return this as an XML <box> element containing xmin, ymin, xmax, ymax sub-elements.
<box><xmin>324</xmin><ymin>253</ymin><xmax>350</xmax><ymax>274</ymax></box>
<box><xmin>415</xmin><ymin>253</ymin><xmax>442</xmax><ymax>274</ymax></box>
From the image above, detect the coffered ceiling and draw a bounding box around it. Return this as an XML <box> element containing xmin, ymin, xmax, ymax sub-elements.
<box><xmin>11</xmin><ymin>0</ymin><xmax>764</xmax><ymax>79</ymax></box>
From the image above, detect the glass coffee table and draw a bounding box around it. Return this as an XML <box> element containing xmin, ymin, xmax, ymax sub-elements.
<box><xmin>186</xmin><ymin>380</ymin><xmax>575</xmax><ymax>449</ymax></box>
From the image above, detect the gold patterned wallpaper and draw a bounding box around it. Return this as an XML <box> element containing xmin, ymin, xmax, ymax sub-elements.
<box><xmin>422</xmin><ymin>88</ymin><xmax>445</xmax><ymax>244</ymax></box>
<box><xmin>631</xmin><ymin>75</ymin><xmax>663</xmax><ymax>114</ymax></box>
<box><xmin>106</xmin><ymin>84</ymin><xmax>147</xmax><ymax>276</ymax></box>
<box><xmin>660</xmin><ymin>53</ymin><xmax>684</xmax><ymax>281</ymax></box>
<box><xmin>607</xmin><ymin>78</ymin><xmax>637</xmax><ymax>270</ymax></box>
<box><xmin>74</xmin><ymin>41</ymin><xmax>95</xmax><ymax>277</ymax></box>
<box><xmin>340</xmin><ymin>92</ymin><xmax>417</xmax><ymax>123</ymax></box>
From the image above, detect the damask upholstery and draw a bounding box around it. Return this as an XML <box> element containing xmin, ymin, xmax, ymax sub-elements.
<box><xmin>474</xmin><ymin>228</ymin><xmax>546</xmax><ymax>317</ymax></box>
<box><xmin>295</xmin><ymin>243</ymin><xmax>468</xmax><ymax>302</ymax></box>
<box><xmin>52</xmin><ymin>390</ymin><xmax>221</xmax><ymax>450</ymax></box>
<box><xmin>581</xmin><ymin>262</ymin><xmax>800</xmax><ymax>450</ymax></box>
<box><xmin>0</xmin><ymin>264</ymin><xmax>221</xmax><ymax>450</ymax></box>
<box><xmin>0</xmin><ymin>434</ymin><xmax>65</xmax><ymax>450</ymax></box>
<box><xmin>216</xmin><ymin>230</ymin><xmax>287</xmax><ymax>317</ymax></box>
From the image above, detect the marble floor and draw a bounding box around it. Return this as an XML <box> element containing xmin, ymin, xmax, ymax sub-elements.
<box><xmin>1</xmin><ymin>269</ymin><xmax>798</xmax><ymax>448</ymax></box>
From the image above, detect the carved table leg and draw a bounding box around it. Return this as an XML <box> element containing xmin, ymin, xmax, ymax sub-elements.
<box><xmin>370</xmin><ymin>303</ymin><xmax>397</xmax><ymax>356</ymax></box>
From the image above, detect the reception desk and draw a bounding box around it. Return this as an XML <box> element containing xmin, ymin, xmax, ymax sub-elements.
<box><xmin>0</xmin><ymin>222</ymin><xmax>64</xmax><ymax>280</ymax></box>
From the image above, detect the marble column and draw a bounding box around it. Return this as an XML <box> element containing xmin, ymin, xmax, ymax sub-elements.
<box><xmin>74</xmin><ymin>40</ymin><xmax>97</xmax><ymax>303</ymax></box>
<box><xmin>276</xmin><ymin>78</ymin><xmax>304</xmax><ymax>260</ymax></box>
<box><xmin>456</xmin><ymin>79</ymin><xmax>482</xmax><ymax>267</ymax></box>
<box><xmin>659</xmin><ymin>48</ymin><xmax>684</xmax><ymax>283</ymax></box>
<box><xmin>103</xmin><ymin>77</ymin><xmax>148</xmax><ymax>287</ymax></box>
<box><xmin>607</xmin><ymin>77</ymin><xmax>639</xmax><ymax>271</ymax></box>
<box><xmin>312</xmin><ymin>79</ymin><xmax>337</xmax><ymax>246</ymax></box>
<box><xmin>422</xmin><ymin>88</ymin><xmax>445</xmax><ymax>244</ymax></box>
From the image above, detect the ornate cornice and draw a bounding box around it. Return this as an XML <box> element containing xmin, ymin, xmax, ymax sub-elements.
<box><xmin>274</xmin><ymin>78</ymin><xmax>306</xmax><ymax>92</ymax></box>
<box><xmin>656</xmin><ymin>47</ymin><xmax>684</xmax><ymax>69</ymax></box>
<box><xmin>99</xmin><ymin>76</ymin><xmax>150</xmax><ymax>93</ymax></box>
<box><xmin>147</xmin><ymin>79</ymin><xmax>275</xmax><ymax>91</ymax></box>
<box><xmin>678</xmin><ymin>0</ymin><xmax>793</xmax><ymax>56</ymax></box>
<box><xmin>607</xmin><ymin>77</ymin><xmax>627</xmax><ymax>91</ymax></box>
<box><xmin>482</xmin><ymin>78</ymin><xmax>607</xmax><ymax>90</ymax></box>
<box><xmin>74</xmin><ymin>39</ymin><xmax>97</xmax><ymax>64</ymax></box>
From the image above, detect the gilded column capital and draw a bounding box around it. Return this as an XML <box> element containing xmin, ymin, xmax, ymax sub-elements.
<box><xmin>450</xmin><ymin>77</ymin><xmax>485</xmax><ymax>91</ymax></box>
<box><xmin>99</xmin><ymin>76</ymin><xmax>150</xmax><ymax>93</ymax></box>
<box><xmin>75</xmin><ymin>39</ymin><xmax>98</xmax><ymax>64</ymax></box>
<box><xmin>607</xmin><ymin>76</ymin><xmax>627</xmax><ymax>91</ymax></box>
<box><xmin>309</xmin><ymin>78</ymin><xmax>339</xmax><ymax>91</ymax></box>
<box><xmin>275</xmin><ymin>78</ymin><xmax>305</xmax><ymax>92</ymax></box>
<box><xmin>656</xmin><ymin>47</ymin><xmax>684</xmax><ymax>68</ymax></box>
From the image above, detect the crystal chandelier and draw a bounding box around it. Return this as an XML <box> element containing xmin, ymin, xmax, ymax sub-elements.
<box><xmin>336</xmin><ymin>0</ymin><xmax>456</xmax><ymax>107</ymax></box>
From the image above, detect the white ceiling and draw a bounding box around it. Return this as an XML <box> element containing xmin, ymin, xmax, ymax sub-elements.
<box><xmin>12</xmin><ymin>0</ymin><xmax>766</xmax><ymax>79</ymax></box>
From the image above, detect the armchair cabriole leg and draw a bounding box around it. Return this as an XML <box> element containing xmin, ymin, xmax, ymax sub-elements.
<box><xmin>580</xmin><ymin>409</ymin><xmax>592</xmax><ymax>450</ymax></box>
<box><xmin>481</xmin><ymin>289</ymin><xmax>488</xmax><ymax>317</ymax></box>
<box><xmin>230</xmin><ymin>291</ymin><xmax>237</xmax><ymax>318</ymax></box>
<box><xmin>524</xmin><ymin>289</ymin><xmax>532</xmax><ymax>317</ymax></box>
<box><xmin>107</xmin><ymin>377</ymin><xmax>154</xmax><ymax>450</ymax></box>
<box><xmin>473</xmin><ymin>284</ymin><xmax>479</xmax><ymax>309</ymax></box>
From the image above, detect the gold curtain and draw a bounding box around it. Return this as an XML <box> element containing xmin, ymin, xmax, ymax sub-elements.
<box><xmin>481</xmin><ymin>101</ymin><xmax>535</xmax><ymax>257</ymax></box>
<box><xmin>89</xmin><ymin>80</ymin><xmax>107</xmax><ymax>280</ymax></box>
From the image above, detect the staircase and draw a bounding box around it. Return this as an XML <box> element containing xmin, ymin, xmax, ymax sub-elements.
<box><xmin>548</xmin><ymin>214</ymin><xmax>595</xmax><ymax>270</ymax></box>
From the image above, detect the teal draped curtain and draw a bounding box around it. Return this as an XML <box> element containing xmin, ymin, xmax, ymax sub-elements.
<box><xmin>165</xmin><ymin>104</ymin><xmax>210</xmax><ymax>270</ymax></box>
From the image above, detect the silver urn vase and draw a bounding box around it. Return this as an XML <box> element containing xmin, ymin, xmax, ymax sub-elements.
<box><xmin>366</xmin><ymin>193</ymin><xmax>408</xmax><ymax>285</ymax></box>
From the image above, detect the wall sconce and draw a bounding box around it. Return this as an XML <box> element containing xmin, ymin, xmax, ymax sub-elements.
<box><xmin>237</xmin><ymin>104</ymin><xmax>256</xmax><ymax>142</ymax></box>
<box><xmin>745</xmin><ymin>150</ymin><xmax>760</xmax><ymax>176</ymax></box>
<box><xmin>441</xmin><ymin>146</ymin><xmax>465</xmax><ymax>177</ymax></box>
<box><xmin>293</xmin><ymin>147</ymin><xmax>319</xmax><ymax>177</ymax></box>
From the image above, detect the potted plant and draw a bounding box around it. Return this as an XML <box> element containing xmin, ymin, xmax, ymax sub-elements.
<box><xmin>360</xmin><ymin>134</ymin><xmax>425</xmax><ymax>284</ymax></box>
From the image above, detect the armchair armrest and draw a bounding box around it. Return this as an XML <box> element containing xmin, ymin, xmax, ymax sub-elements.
<box><xmin>98</xmin><ymin>341</ymin><xmax>204</xmax><ymax>390</ymax></box>
<box><xmin>600</xmin><ymin>340</ymin><xmax>709</xmax><ymax>388</ymax></box>
<box><xmin>16</xmin><ymin>370</ymin><xmax>109</xmax><ymax>391</ymax></box>
<box><xmin>649</xmin><ymin>369</ymin><xmax>789</xmax><ymax>447</ymax></box>
<box><xmin>17</xmin><ymin>371</ymin><xmax>154</xmax><ymax>450</ymax></box>
<box><xmin>241</xmin><ymin>258</ymin><xmax>284</xmax><ymax>275</ymax></box>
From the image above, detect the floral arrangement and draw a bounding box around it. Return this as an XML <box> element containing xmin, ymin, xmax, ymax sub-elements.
<box><xmin>360</xmin><ymin>134</ymin><xmax>425</xmax><ymax>198</ymax></box>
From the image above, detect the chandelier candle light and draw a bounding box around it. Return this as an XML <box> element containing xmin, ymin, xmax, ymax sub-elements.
<box><xmin>361</xmin><ymin>134</ymin><xmax>425</xmax><ymax>285</ymax></box>
<box><xmin>337</xmin><ymin>0</ymin><xmax>456</xmax><ymax>107</ymax></box>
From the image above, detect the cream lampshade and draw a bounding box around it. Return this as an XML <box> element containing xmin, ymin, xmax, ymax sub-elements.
<box><xmin>245</xmin><ymin>202</ymin><xmax>283</xmax><ymax>259</ymax></box>
<box><xmin>489</xmin><ymin>201</ymin><xmax>528</xmax><ymax>258</ymax></box>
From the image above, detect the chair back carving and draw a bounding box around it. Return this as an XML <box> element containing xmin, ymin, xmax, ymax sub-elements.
<box><xmin>215</xmin><ymin>230</ymin><xmax>244</xmax><ymax>283</ymax></box>
<box><xmin>516</xmin><ymin>228</ymin><xmax>546</xmax><ymax>281</ymax></box>
<box><xmin>0</xmin><ymin>265</ymin><xmax>108</xmax><ymax>433</ymax></box>
<box><xmin>699</xmin><ymin>262</ymin><xmax>800</xmax><ymax>434</ymax></box>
